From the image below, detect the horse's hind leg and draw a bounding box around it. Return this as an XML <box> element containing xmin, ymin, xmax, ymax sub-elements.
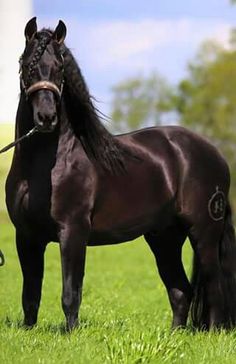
<box><xmin>145</xmin><ymin>225</ymin><xmax>192</xmax><ymax>328</ymax></box>
<box><xmin>16</xmin><ymin>231</ymin><xmax>46</xmax><ymax>327</ymax></box>
<box><xmin>189</xmin><ymin>222</ymin><xmax>226</xmax><ymax>330</ymax></box>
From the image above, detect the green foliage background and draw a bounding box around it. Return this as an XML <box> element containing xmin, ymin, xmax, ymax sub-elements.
<box><xmin>111</xmin><ymin>74</ymin><xmax>173</xmax><ymax>133</ymax></box>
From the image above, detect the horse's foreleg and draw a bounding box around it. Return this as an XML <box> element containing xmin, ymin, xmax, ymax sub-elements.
<box><xmin>16</xmin><ymin>231</ymin><xmax>46</xmax><ymax>327</ymax></box>
<box><xmin>59</xmin><ymin>223</ymin><xmax>87</xmax><ymax>331</ymax></box>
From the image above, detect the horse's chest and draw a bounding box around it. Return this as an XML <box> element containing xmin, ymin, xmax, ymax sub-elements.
<box><xmin>8</xmin><ymin>180</ymin><xmax>29</xmax><ymax>221</ymax></box>
<box><xmin>15</xmin><ymin>178</ymin><xmax>53</xmax><ymax>226</ymax></box>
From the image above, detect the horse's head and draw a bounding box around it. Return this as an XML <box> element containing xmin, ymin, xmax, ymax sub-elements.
<box><xmin>20</xmin><ymin>17</ymin><xmax>66</xmax><ymax>132</ymax></box>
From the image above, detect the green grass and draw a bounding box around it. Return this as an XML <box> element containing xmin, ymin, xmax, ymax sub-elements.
<box><xmin>1</xmin><ymin>125</ymin><xmax>236</xmax><ymax>363</ymax></box>
<box><xmin>1</xmin><ymin>224</ymin><xmax>236</xmax><ymax>364</ymax></box>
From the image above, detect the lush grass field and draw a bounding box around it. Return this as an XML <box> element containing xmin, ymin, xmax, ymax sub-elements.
<box><xmin>1</xmin><ymin>124</ymin><xmax>236</xmax><ymax>363</ymax></box>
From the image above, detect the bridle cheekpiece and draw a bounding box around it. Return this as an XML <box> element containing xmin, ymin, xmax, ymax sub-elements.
<box><xmin>19</xmin><ymin>51</ymin><xmax>64</xmax><ymax>101</ymax></box>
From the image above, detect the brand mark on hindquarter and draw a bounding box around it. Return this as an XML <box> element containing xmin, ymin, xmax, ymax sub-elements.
<box><xmin>208</xmin><ymin>186</ymin><xmax>226</xmax><ymax>221</ymax></box>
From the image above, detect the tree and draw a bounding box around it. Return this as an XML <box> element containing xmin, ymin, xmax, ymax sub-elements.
<box><xmin>176</xmin><ymin>42</ymin><xmax>236</xmax><ymax>133</ymax></box>
<box><xmin>111</xmin><ymin>73</ymin><xmax>174</xmax><ymax>133</ymax></box>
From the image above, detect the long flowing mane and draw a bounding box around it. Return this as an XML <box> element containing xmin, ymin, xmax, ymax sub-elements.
<box><xmin>61</xmin><ymin>43</ymin><xmax>129</xmax><ymax>173</ymax></box>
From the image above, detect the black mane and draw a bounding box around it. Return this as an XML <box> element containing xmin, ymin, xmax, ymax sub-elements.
<box><xmin>61</xmin><ymin>44</ymin><xmax>127</xmax><ymax>173</ymax></box>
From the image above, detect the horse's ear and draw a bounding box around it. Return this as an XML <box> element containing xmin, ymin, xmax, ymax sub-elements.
<box><xmin>53</xmin><ymin>20</ymin><xmax>67</xmax><ymax>44</ymax></box>
<box><xmin>24</xmin><ymin>17</ymin><xmax>37</xmax><ymax>42</ymax></box>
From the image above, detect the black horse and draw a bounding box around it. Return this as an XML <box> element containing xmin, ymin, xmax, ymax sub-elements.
<box><xmin>6</xmin><ymin>17</ymin><xmax>236</xmax><ymax>331</ymax></box>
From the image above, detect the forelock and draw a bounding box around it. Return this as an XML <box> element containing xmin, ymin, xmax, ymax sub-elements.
<box><xmin>25</xmin><ymin>30</ymin><xmax>53</xmax><ymax>82</ymax></box>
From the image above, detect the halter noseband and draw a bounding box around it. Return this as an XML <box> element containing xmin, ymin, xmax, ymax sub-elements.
<box><xmin>24</xmin><ymin>80</ymin><xmax>63</xmax><ymax>100</ymax></box>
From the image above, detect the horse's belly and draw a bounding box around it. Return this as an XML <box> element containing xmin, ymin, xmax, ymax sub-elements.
<box><xmin>88</xmin><ymin>199</ymin><xmax>175</xmax><ymax>245</ymax></box>
<box><xmin>88</xmin><ymin>218</ymin><xmax>151</xmax><ymax>245</ymax></box>
<box><xmin>88</xmin><ymin>231</ymin><xmax>141</xmax><ymax>246</ymax></box>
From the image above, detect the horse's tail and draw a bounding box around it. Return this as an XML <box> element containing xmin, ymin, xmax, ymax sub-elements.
<box><xmin>191</xmin><ymin>202</ymin><xmax>236</xmax><ymax>329</ymax></box>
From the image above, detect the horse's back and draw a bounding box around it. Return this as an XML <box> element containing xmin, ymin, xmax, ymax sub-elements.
<box><xmin>162</xmin><ymin>126</ymin><xmax>230</xmax><ymax>192</ymax></box>
<box><xmin>118</xmin><ymin>125</ymin><xmax>230</xmax><ymax>226</ymax></box>
<box><xmin>120</xmin><ymin>125</ymin><xmax>229</xmax><ymax>188</ymax></box>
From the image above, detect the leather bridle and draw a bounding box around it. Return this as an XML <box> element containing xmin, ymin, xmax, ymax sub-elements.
<box><xmin>0</xmin><ymin>54</ymin><xmax>65</xmax><ymax>154</ymax></box>
<box><xmin>19</xmin><ymin>53</ymin><xmax>64</xmax><ymax>101</ymax></box>
<box><xmin>20</xmin><ymin>76</ymin><xmax>64</xmax><ymax>101</ymax></box>
<box><xmin>24</xmin><ymin>80</ymin><xmax>63</xmax><ymax>100</ymax></box>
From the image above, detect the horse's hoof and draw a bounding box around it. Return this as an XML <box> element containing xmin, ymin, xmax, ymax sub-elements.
<box><xmin>66</xmin><ymin>319</ymin><xmax>79</xmax><ymax>332</ymax></box>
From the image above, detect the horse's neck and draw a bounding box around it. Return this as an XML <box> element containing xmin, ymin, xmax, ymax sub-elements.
<box><xmin>15</xmin><ymin>107</ymin><xmax>59</xmax><ymax>179</ymax></box>
<box><xmin>14</xmin><ymin>96</ymin><xmax>82</xmax><ymax>177</ymax></box>
<box><xmin>56</xmin><ymin>99</ymin><xmax>84</xmax><ymax>156</ymax></box>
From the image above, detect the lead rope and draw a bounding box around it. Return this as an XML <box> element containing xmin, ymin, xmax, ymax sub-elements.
<box><xmin>0</xmin><ymin>126</ymin><xmax>39</xmax><ymax>266</ymax></box>
<box><xmin>0</xmin><ymin>126</ymin><xmax>38</xmax><ymax>154</ymax></box>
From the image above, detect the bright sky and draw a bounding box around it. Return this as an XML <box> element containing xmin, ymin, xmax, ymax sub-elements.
<box><xmin>0</xmin><ymin>1</ymin><xmax>235</xmax><ymax>122</ymax></box>
<box><xmin>34</xmin><ymin>0</ymin><xmax>235</xmax><ymax>116</ymax></box>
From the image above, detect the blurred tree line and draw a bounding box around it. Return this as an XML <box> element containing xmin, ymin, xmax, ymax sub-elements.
<box><xmin>110</xmin><ymin>30</ymin><xmax>236</xmax><ymax>209</ymax></box>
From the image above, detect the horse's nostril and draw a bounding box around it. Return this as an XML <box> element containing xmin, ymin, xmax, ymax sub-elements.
<box><xmin>51</xmin><ymin>113</ymin><xmax>57</xmax><ymax>122</ymax></box>
<box><xmin>37</xmin><ymin>112</ymin><xmax>43</xmax><ymax>121</ymax></box>
<box><xmin>37</xmin><ymin>112</ymin><xmax>44</xmax><ymax>125</ymax></box>
<box><xmin>37</xmin><ymin>112</ymin><xmax>57</xmax><ymax>123</ymax></box>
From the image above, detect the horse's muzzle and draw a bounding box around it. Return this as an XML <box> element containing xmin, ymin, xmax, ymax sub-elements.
<box><xmin>34</xmin><ymin>111</ymin><xmax>58</xmax><ymax>133</ymax></box>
